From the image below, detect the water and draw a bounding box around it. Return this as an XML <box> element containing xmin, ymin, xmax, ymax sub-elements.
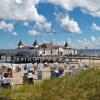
<box><xmin>77</xmin><ymin>49</ymin><xmax>100</xmax><ymax>56</ymax></box>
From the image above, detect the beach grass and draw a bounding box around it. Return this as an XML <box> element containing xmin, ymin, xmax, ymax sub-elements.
<box><xmin>0</xmin><ymin>68</ymin><xmax>100</xmax><ymax>100</ymax></box>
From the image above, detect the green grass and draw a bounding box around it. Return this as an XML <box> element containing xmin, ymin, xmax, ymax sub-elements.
<box><xmin>0</xmin><ymin>69</ymin><xmax>100</xmax><ymax>100</ymax></box>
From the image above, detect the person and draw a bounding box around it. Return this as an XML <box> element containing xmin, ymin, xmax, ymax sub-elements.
<box><xmin>51</xmin><ymin>69</ymin><xmax>60</xmax><ymax>79</ymax></box>
<box><xmin>7</xmin><ymin>68</ymin><xmax>13</xmax><ymax>77</ymax></box>
<box><xmin>50</xmin><ymin>65</ymin><xmax>59</xmax><ymax>79</ymax></box>
<box><xmin>27</xmin><ymin>71</ymin><xmax>34</xmax><ymax>84</ymax></box>
<box><xmin>24</xmin><ymin>64</ymin><xmax>29</xmax><ymax>74</ymax></box>
<box><xmin>58</xmin><ymin>66</ymin><xmax>64</xmax><ymax>78</ymax></box>
<box><xmin>23</xmin><ymin>73</ymin><xmax>28</xmax><ymax>84</ymax></box>
<box><xmin>1</xmin><ymin>73</ymin><xmax>11</xmax><ymax>88</ymax></box>
<box><xmin>29</xmin><ymin>66</ymin><xmax>34</xmax><ymax>74</ymax></box>
<box><xmin>24</xmin><ymin>64</ymin><xmax>29</xmax><ymax>71</ymax></box>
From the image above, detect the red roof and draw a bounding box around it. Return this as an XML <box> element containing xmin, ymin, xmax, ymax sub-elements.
<box><xmin>18</xmin><ymin>45</ymin><xmax>33</xmax><ymax>49</ymax></box>
<box><xmin>39</xmin><ymin>43</ymin><xmax>59</xmax><ymax>49</ymax></box>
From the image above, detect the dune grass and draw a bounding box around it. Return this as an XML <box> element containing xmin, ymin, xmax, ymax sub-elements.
<box><xmin>0</xmin><ymin>68</ymin><xmax>100</xmax><ymax>100</ymax></box>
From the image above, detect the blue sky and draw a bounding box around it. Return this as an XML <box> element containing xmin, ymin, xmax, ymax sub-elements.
<box><xmin>0</xmin><ymin>0</ymin><xmax>100</xmax><ymax>49</ymax></box>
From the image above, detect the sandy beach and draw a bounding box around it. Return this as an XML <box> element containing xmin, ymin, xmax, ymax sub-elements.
<box><xmin>0</xmin><ymin>59</ymin><xmax>100</xmax><ymax>87</ymax></box>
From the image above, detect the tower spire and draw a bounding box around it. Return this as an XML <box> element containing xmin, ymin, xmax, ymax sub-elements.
<box><xmin>18</xmin><ymin>40</ymin><xmax>23</xmax><ymax>48</ymax></box>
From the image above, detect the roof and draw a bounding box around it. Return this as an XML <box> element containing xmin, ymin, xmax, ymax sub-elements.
<box><xmin>20</xmin><ymin>46</ymin><xmax>33</xmax><ymax>49</ymax></box>
<box><xmin>64</xmin><ymin>41</ymin><xmax>69</xmax><ymax>47</ymax></box>
<box><xmin>39</xmin><ymin>43</ymin><xmax>60</xmax><ymax>49</ymax></box>
<box><xmin>18</xmin><ymin>40</ymin><xmax>23</xmax><ymax>46</ymax></box>
<box><xmin>63</xmin><ymin>47</ymin><xmax>75</xmax><ymax>50</ymax></box>
<box><xmin>33</xmin><ymin>40</ymin><xmax>39</xmax><ymax>46</ymax></box>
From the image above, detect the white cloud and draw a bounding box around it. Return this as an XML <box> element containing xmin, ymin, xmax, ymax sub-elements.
<box><xmin>15</xmin><ymin>0</ymin><xmax>23</xmax><ymax>4</ymax></box>
<box><xmin>0</xmin><ymin>21</ymin><xmax>14</xmax><ymax>32</ymax></box>
<box><xmin>11</xmin><ymin>32</ymin><xmax>17</xmax><ymax>36</ymax></box>
<box><xmin>29</xmin><ymin>20</ymin><xmax>52</xmax><ymax>36</ymax></box>
<box><xmin>56</xmin><ymin>13</ymin><xmax>81</xmax><ymax>33</ymax></box>
<box><xmin>0</xmin><ymin>21</ymin><xmax>17</xmax><ymax>36</ymax></box>
<box><xmin>23</xmin><ymin>22</ymin><xmax>29</xmax><ymax>26</ymax></box>
<box><xmin>28</xmin><ymin>21</ymin><xmax>52</xmax><ymax>36</ymax></box>
<box><xmin>90</xmin><ymin>36</ymin><xmax>96</xmax><ymax>42</ymax></box>
<box><xmin>83</xmin><ymin>36</ymin><xmax>100</xmax><ymax>48</ymax></box>
<box><xmin>0</xmin><ymin>0</ymin><xmax>52</xmax><ymax>36</ymax></box>
<box><xmin>0</xmin><ymin>0</ymin><xmax>45</xmax><ymax>22</ymax></box>
<box><xmin>28</xmin><ymin>30</ymin><xmax>40</xmax><ymax>36</ymax></box>
<box><xmin>68</xmin><ymin>36</ymin><xmax>100</xmax><ymax>49</ymax></box>
<box><xmin>91</xmin><ymin>23</ymin><xmax>100</xmax><ymax>31</ymax></box>
<box><xmin>34</xmin><ymin>21</ymin><xmax>51</xmax><ymax>33</ymax></box>
<box><xmin>48</xmin><ymin>0</ymin><xmax>100</xmax><ymax>18</ymax></box>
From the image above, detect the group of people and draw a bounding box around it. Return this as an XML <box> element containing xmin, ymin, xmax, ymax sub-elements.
<box><xmin>23</xmin><ymin>63</ymin><xmax>65</xmax><ymax>83</ymax></box>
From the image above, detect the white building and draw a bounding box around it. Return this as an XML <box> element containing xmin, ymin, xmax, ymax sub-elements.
<box><xmin>17</xmin><ymin>40</ymin><xmax>77</xmax><ymax>57</ymax></box>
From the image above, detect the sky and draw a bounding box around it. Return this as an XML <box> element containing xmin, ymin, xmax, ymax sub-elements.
<box><xmin>0</xmin><ymin>0</ymin><xmax>100</xmax><ymax>49</ymax></box>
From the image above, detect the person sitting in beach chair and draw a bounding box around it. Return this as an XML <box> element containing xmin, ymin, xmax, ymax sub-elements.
<box><xmin>1</xmin><ymin>73</ymin><xmax>11</xmax><ymax>88</ymax></box>
<box><xmin>51</xmin><ymin>69</ymin><xmax>59</xmax><ymax>79</ymax></box>
<box><xmin>50</xmin><ymin>65</ymin><xmax>59</xmax><ymax>79</ymax></box>
<box><xmin>7</xmin><ymin>68</ymin><xmax>13</xmax><ymax>77</ymax></box>
<box><xmin>58</xmin><ymin>66</ymin><xmax>64</xmax><ymax>77</ymax></box>
<box><xmin>23</xmin><ymin>72</ymin><xmax>28</xmax><ymax>84</ymax></box>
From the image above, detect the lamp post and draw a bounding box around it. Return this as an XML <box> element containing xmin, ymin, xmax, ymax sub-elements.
<box><xmin>85</xmin><ymin>46</ymin><xmax>87</xmax><ymax>57</ymax></box>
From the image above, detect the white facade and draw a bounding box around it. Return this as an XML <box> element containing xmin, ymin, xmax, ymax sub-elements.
<box><xmin>34</xmin><ymin>47</ymin><xmax>77</xmax><ymax>56</ymax></box>
<box><xmin>17</xmin><ymin>41</ymin><xmax>77</xmax><ymax>57</ymax></box>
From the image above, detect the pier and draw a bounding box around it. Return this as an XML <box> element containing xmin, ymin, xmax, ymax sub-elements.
<box><xmin>0</xmin><ymin>49</ymin><xmax>100</xmax><ymax>64</ymax></box>
<box><xmin>0</xmin><ymin>55</ymin><xmax>100</xmax><ymax>64</ymax></box>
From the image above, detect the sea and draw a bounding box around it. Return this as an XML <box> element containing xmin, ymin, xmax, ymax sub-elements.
<box><xmin>77</xmin><ymin>49</ymin><xmax>100</xmax><ymax>56</ymax></box>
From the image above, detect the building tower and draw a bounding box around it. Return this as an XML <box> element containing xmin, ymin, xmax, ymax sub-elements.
<box><xmin>18</xmin><ymin>40</ymin><xmax>24</xmax><ymax>48</ymax></box>
<box><xmin>64</xmin><ymin>41</ymin><xmax>69</xmax><ymax>48</ymax></box>
<box><xmin>33</xmin><ymin>40</ymin><xmax>39</xmax><ymax>48</ymax></box>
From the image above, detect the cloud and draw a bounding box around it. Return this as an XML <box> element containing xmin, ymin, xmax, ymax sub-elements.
<box><xmin>0</xmin><ymin>21</ymin><xmax>17</xmax><ymax>36</ymax></box>
<box><xmin>28</xmin><ymin>20</ymin><xmax>52</xmax><ymax>36</ymax></box>
<box><xmin>91</xmin><ymin>23</ymin><xmax>100</xmax><ymax>31</ymax></box>
<box><xmin>23</xmin><ymin>22</ymin><xmax>29</xmax><ymax>26</ymax></box>
<box><xmin>15</xmin><ymin>0</ymin><xmax>23</xmax><ymax>4</ymax></box>
<box><xmin>83</xmin><ymin>36</ymin><xmax>100</xmax><ymax>48</ymax></box>
<box><xmin>11</xmin><ymin>32</ymin><xmax>17</xmax><ymax>36</ymax></box>
<box><xmin>48</xmin><ymin>0</ymin><xmax>100</xmax><ymax>18</ymax></box>
<box><xmin>34</xmin><ymin>21</ymin><xmax>51</xmax><ymax>33</ymax></box>
<box><xmin>68</xmin><ymin>36</ymin><xmax>100</xmax><ymax>49</ymax></box>
<box><xmin>0</xmin><ymin>0</ymin><xmax>52</xmax><ymax>36</ymax></box>
<box><xmin>56</xmin><ymin>13</ymin><xmax>81</xmax><ymax>33</ymax></box>
<box><xmin>0</xmin><ymin>0</ymin><xmax>45</xmax><ymax>22</ymax></box>
<box><xmin>0</xmin><ymin>21</ymin><xmax>14</xmax><ymax>32</ymax></box>
<box><xmin>28</xmin><ymin>30</ymin><xmax>40</xmax><ymax>36</ymax></box>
